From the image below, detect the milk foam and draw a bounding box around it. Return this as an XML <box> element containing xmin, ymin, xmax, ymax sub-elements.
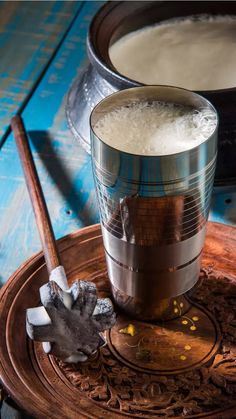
<box><xmin>109</xmin><ymin>16</ymin><xmax>236</xmax><ymax>91</ymax></box>
<box><xmin>93</xmin><ymin>101</ymin><xmax>217</xmax><ymax>155</ymax></box>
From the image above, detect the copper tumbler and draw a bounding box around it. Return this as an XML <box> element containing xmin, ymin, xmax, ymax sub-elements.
<box><xmin>90</xmin><ymin>86</ymin><xmax>218</xmax><ymax>321</ymax></box>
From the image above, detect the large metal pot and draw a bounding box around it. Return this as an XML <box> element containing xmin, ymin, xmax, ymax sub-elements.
<box><xmin>66</xmin><ymin>1</ymin><xmax>236</xmax><ymax>187</ymax></box>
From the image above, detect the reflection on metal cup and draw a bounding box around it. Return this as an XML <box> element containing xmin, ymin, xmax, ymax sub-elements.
<box><xmin>90</xmin><ymin>86</ymin><xmax>218</xmax><ymax>320</ymax></box>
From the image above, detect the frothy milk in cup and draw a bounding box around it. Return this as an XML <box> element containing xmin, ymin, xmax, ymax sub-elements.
<box><xmin>94</xmin><ymin>101</ymin><xmax>217</xmax><ymax>155</ymax></box>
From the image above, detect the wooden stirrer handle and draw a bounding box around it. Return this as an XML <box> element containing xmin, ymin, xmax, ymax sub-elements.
<box><xmin>11</xmin><ymin>115</ymin><xmax>61</xmax><ymax>274</ymax></box>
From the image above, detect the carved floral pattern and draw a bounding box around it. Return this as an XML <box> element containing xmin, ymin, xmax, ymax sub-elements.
<box><xmin>58</xmin><ymin>270</ymin><xmax>236</xmax><ymax>417</ymax></box>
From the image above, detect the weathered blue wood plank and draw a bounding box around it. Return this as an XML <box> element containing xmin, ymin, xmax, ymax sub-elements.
<box><xmin>0</xmin><ymin>0</ymin><xmax>82</xmax><ymax>138</ymax></box>
<box><xmin>210</xmin><ymin>190</ymin><xmax>236</xmax><ymax>225</ymax></box>
<box><xmin>0</xmin><ymin>1</ymin><xmax>102</xmax><ymax>285</ymax></box>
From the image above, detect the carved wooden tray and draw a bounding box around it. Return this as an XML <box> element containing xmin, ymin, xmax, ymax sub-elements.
<box><xmin>0</xmin><ymin>222</ymin><xmax>236</xmax><ymax>418</ymax></box>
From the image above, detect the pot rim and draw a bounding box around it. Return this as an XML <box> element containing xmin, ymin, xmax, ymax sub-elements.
<box><xmin>87</xmin><ymin>0</ymin><xmax>236</xmax><ymax>95</ymax></box>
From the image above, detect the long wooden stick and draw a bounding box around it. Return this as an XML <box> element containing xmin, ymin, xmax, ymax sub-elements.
<box><xmin>11</xmin><ymin>115</ymin><xmax>61</xmax><ymax>274</ymax></box>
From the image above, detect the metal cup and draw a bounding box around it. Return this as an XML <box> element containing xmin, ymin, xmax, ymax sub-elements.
<box><xmin>90</xmin><ymin>86</ymin><xmax>218</xmax><ymax>321</ymax></box>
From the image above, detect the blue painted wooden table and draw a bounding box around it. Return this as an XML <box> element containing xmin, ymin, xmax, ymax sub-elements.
<box><xmin>0</xmin><ymin>0</ymin><xmax>235</xmax><ymax>286</ymax></box>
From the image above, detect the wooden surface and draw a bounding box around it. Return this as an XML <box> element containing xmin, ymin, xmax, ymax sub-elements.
<box><xmin>0</xmin><ymin>1</ymin><xmax>101</xmax><ymax>286</ymax></box>
<box><xmin>0</xmin><ymin>1</ymin><xmax>82</xmax><ymax>139</ymax></box>
<box><xmin>0</xmin><ymin>222</ymin><xmax>236</xmax><ymax>418</ymax></box>
<box><xmin>0</xmin><ymin>0</ymin><xmax>235</xmax><ymax>288</ymax></box>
